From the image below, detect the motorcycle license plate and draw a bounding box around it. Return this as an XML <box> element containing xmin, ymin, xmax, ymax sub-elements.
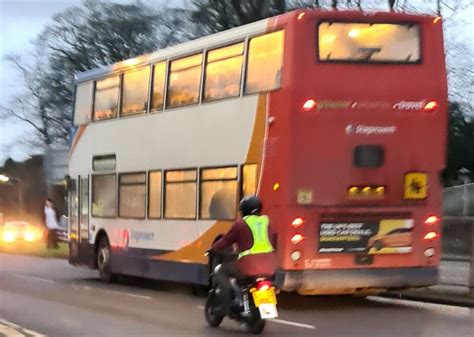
<box><xmin>252</xmin><ymin>288</ymin><xmax>277</xmax><ymax>307</ymax></box>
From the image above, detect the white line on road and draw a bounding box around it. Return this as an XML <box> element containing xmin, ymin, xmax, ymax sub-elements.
<box><xmin>0</xmin><ymin>319</ymin><xmax>47</xmax><ymax>337</ymax></box>
<box><xmin>12</xmin><ymin>274</ymin><xmax>55</xmax><ymax>284</ymax></box>
<box><xmin>269</xmin><ymin>318</ymin><xmax>317</xmax><ymax>330</ymax></box>
<box><xmin>196</xmin><ymin>304</ymin><xmax>316</xmax><ymax>330</ymax></box>
<box><xmin>369</xmin><ymin>296</ymin><xmax>472</xmax><ymax>318</ymax></box>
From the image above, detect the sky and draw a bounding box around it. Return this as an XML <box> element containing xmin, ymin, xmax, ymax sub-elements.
<box><xmin>0</xmin><ymin>0</ymin><xmax>473</xmax><ymax>165</ymax></box>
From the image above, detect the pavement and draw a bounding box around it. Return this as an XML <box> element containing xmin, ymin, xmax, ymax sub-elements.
<box><xmin>1</xmin><ymin>254</ymin><xmax>473</xmax><ymax>337</ymax></box>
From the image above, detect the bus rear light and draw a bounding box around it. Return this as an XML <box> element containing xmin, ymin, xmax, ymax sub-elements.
<box><xmin>423</xmin><ymin>100</ymin><xmax>438</xmax><ymax>112</ymax></box>
<box><xmin>424</xmin><ymin>248</ymin><xmax>436</xmax><ymax>257</ymax></box>
<box><xmin>423</xmin><ymin>231</ymin><xmax>439</xmax><ymax>241</ymax></box>
<box><xmin>291</xmin><ymin>250</ymin><xmax>302</xmax><ymax>261</ymax></box>
<box><xmin>291</xmin><ymin>234</ymin><xmax>305</xmax><ymax>245</ymax></box>
<box><xmin>291</xmin><ymin>217</ymin><xmax>304</xmax><ymax>228</ymax></box>
<box><xmin>424</xmin><ymin>215</ymin><xmax>440</xmax><ymax>226</ymax></box>
<box><xmin>303</xmin><ymin>99</ymin><xmax>317</xmax><ymax>111</ymax></box>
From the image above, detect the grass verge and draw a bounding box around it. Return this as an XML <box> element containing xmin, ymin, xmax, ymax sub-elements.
<box><xmin>0</xmin><ymin>241</ymin><xmax>68</xmax><ymax>259</ymax></box>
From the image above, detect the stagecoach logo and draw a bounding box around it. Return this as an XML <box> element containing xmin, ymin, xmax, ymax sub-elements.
<box><xmin>393</xmin><ymin>100</ymin><xmax>425</xmax><ymax>110</ymax></box>
<box><xmin>345</xmin><ymin>124</ymin><xmax>397</xmax><ymax>136</ymax></box>
<box><xmin>131</xmin><ymin>230</ymin><xmax>154</xmax><ymax>242</ymax></box>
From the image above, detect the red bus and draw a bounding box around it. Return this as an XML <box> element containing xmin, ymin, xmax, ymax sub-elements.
<box><xmin>68</xmin><ymin>9</ymin><xmax>447</xmax><ymax>295</ymax></box>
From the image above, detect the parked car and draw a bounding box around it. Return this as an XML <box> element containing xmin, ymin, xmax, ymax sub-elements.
<box><xmin>1</xmin><ymin>221</ymin><xmax>44</xmax><ymax>244</ymax></box>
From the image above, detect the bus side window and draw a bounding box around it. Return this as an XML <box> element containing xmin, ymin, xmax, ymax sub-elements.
<box><xmin>164</xmin><ymin>169</ymin><xmax>197</xmax><ymax>219</ymax></box>
<box><xmin>242</xmin><ymin>164</ymin><xmax>258</xmax><ymax>197</ymax></box>
<box><xmin>148</xmin><ymin>171</ymin><xmax>162</xmax><ymax>219</ymax></box>
<box><xmin>74</xmin><ymin>81</ymin><xmax>93</xmax><ymax>125</ymax></box>
<box><xmin>91</xmin><ymin>174</ymin><xmax>116</xmax><ymax>218</ymax></box>
<box><xmin>245</xmin><ymin>31</ymin><xmax>284</xmax><ymax>94</ymax></box>
<box><xmin>93</xmin><ymin>76</ymin><xmax>120</xmax><ymax>121</ymax></box>
<box><xmin>167</xmin><ymin>54</ymin><xmax>202</xmax><ymax>108</ymax></box>
<box><xmin>119</xmin><ymin>172</ymin><xmax>146</xmax><ymax>219</ymax></box>
<box><xmin>150</xmin><ymin>62</ymin><xmax>166</xmax><ymax>111</ymax></box>
<box><xmin>204</xmin><ymin>43</ymin><xmax>244</xmax><ymax>101</ymax></box>
<box><xmin>200</xmin><ymin>167</ymin><xmax>238</xmax><ymax>220</ymax></box>
<box><xmin>121</xmin><ymin>67</ymin><xmax>150</xmax><ymax>117</ymax></box>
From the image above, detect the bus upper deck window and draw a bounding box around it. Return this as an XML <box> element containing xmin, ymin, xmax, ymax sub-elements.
<box><xmin>167</xmin><ymin>54</ymin><xmax>203</xmax><ymax>108</ymax></box>
<box><xmin>204</xmin><ymin>43</ymin><xmax>244</xmax><ymax>101</ymax></box>
<box><xmin>74</xmin><ymin>81</ymin><xmax>93</xmax><ymax>125</ymax></box>
<box><xmin>151</xmin><ymin>62</ymin><xmax>166</xmax><ymax>111</ymax></box>
<box><xmin>318</xmin><ymin>22</ymin><xmax>420</xmax><ymax>63</ymax></box>
<box><xmin>245</xmin><ymin>30</ymin><xmax>284</xmax><ymax>94</ymax></box>
<box><xmin>93</xmin><ymin>76</ymin><xmax>120</xmax><ymax>121</ymax></box>
<box><xmin>121</xmin><ymin>66</ymin><xmax>150</xmax><ymax>117</ymax></box>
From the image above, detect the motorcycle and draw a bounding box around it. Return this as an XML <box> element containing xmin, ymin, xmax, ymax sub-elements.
<box><xmin>204</xmin><ymin>251</ymin><xmax>278</xmax><ymax>334</ymax></box>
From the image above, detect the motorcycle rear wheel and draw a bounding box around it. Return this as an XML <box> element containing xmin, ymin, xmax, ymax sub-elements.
<box><xmin>245</xmin><ymin>308</ymin><xmax>266</xmax><ymax>334</ymax></box>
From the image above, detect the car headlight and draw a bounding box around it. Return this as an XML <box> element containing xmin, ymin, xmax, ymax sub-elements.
<box><xmin>24</xmin><ymin>231</ymin><xmax>36</xmax><ymax>242</ymax></box>
<box><xmin>3</xmin><ymin>231</ymin><xmax>16</xmax><ymax>243</ymax></box>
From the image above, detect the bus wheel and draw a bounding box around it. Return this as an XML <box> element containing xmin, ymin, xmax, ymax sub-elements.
<box><xmin>97</xmin><ymin>236</ymin><xmax>114</xmax><ymax>282</ymax></box>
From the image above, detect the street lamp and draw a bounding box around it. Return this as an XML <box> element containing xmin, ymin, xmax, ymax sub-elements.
<box><xmin>0</xmin><ymin>174</ymin><xmax>23</xmax><ymax>216</ymax></box>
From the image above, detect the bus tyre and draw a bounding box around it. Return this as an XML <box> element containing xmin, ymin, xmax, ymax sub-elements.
<box><xmin>97</xmin><ymin>236</ymin><xmax>114</xmax><ymax>282</ymax></box>
<box><xmin>373</xmin><ymin>240</ymin><xmax>383</xmax><ymax>251</ymax></box>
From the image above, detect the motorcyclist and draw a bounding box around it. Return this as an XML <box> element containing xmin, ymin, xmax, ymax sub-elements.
<box><xmin>209</xmin><ymin>195</ymin><xmax>276</xmax><ymax>316</ymax></box>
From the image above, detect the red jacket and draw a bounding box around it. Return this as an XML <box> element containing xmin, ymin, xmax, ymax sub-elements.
<box><xmin>211</xmin><ymin>217</ymin><xmax>276</xmax><ymax>276</ymax></box>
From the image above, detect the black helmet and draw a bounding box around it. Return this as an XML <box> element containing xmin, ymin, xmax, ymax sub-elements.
<box><xmin>239</xmin><ymin>195</ymin><xmax>262</xmax><ymax>216</ymax></box>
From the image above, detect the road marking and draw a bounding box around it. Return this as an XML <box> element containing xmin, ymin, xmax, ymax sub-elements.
<box><xmin>196</xmin><ymin>304</ymin><xmax>316</xmax><ymax>330</ymax></box>
<box><xmin>369</xmin><ymin>296</ymin><xmax>472</xmax><ymax>318</ymax></box>
<box><xmin>123</xmin><ymin>293</ymin><xmax>152</xmax><ymax>300</ymax></box>
<box><xmin>0</xmin><ymin>319</ymin><xmax>47</xmax><ymax>337</ymax></box>
<box><xmin>269</xmin><ymin>318</ymin><xmax>317</xmax><ymax>330</ymax></box>
<box><xmin>12</xmin><ymin>274</ymin><xmax>55</xmax><ymax>284</ymax></box>
<box><xmin>0</xmin><ymin>324</ymin><xmax>24</xmax><ymax>337</ymax></box>
<box><xmin>22</xmin><ymin>327</ymin><xmax>47</xmax><ymax>337</ymax></box>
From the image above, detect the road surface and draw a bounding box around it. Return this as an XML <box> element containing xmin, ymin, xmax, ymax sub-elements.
<box><xmin>0</xmin><ymin>254</ymin><xmax>472</xmax><ymax>337</ymax></box>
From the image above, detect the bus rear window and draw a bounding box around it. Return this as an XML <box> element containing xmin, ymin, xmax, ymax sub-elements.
<box><xmin>318</xmin><ymin>22</ymin><xmax>420</xmax><ymax>63</ymax></box>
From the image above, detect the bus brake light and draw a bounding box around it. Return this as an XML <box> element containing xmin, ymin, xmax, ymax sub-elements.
<box><xmin>291</xmin><ymin>217</ymin><xmax>304</xmax><ymax>228</ymax></box>
<box><xmin>303</xmin><ymin>99</ymin><xmax>317</xmax><ymax>111</ymax></box>
<box><xmin>291</xmin><ymin>234</ymin><xmax>305</xmax><ymax>245</ymax></box>
<box><xmin>424</xmin><ymin>100</ymin><xmax>438</xmax><ymax>112</ymax></box>
<box><xmin>423</xmin><ymin>231</ymin><xmax>439</xmax><ymax>240</ymax></box>
<box><xmin>424</xmin><ymin>215</ymin><xmax>440</xmax><ymax>225</ymax></box>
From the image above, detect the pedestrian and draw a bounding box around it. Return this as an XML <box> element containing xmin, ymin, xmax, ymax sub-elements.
<box><xmin>44</xmin><ymin>197</ymin><xmax>60</xmax><ymax>249</ymax></box>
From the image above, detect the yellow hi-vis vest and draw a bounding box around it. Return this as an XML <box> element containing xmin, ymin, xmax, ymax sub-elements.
<box><xmin>238</xmin><ymin>215</ymin><xmax>274</xmax><ymax>259</ymax></box>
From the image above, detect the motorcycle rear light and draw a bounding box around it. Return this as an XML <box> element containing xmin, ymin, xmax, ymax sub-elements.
<box><xmin>424</xmin><ymin>231</ymin><xmax>439</xmax><ymax>240</ymax></box>
<box><xmin>291</xmin><ymin>217</ymin><xmax>304</xmax><ymax>228</ymax></box>
<box><xmin>257</xmin><ymin>280</ymin><xmax>272</xmax><ymax>291</ymax></box>
<box><xmin>424</xmin><ymin>215</ymin><xmax>440</xmax><ymax>225</ymax></box>
<box><xmin>291</xmin><ymin>233</ymin><xmax>304</xmax><ymax>245</ymax></box>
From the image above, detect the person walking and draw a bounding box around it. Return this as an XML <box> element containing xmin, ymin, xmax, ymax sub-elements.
<box><xmin>44</xmin><ymin>198</ymin><xmax>60</xmax><ymax>249</ymax></box>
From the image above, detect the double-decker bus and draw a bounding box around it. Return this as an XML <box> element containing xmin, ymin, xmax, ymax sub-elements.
<box><xmin>68</xmin><ymin>9</ymin><xmax>447</xmax><ymax>295</ymax></box>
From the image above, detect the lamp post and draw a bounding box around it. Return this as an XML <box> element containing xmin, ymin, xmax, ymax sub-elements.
<box><xmin>0</xmin><ymin>174</ymin><xmax>23</xmax><ymax>216</ymax></box>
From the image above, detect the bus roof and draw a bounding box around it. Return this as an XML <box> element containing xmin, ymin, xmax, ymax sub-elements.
<box><xmin>75</xmin><ymin>9</ymin><xmax>438</xmax><ymax>83</ymax></box>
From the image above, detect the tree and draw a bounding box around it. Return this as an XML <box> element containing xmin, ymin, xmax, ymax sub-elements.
<box><xmin>1</xmin><ymin>0</ymin><xmax>186</xmax><ymax>147</ymax></box>
<box><xmin>443</xmin><ymin>102</ymin><xmax>474</xmax><ymax>185</ymax></box>
<box><xmin>190</xmin><ymin>0</ymin><xmax>288</xmax><ymax>36</ymax></box>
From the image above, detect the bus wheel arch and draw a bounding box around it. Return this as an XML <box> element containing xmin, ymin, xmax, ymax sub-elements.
<box><xmin>94</xmin><ymin>230</ymin><xmax>115</xmax><ymax>282</ymax></box>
